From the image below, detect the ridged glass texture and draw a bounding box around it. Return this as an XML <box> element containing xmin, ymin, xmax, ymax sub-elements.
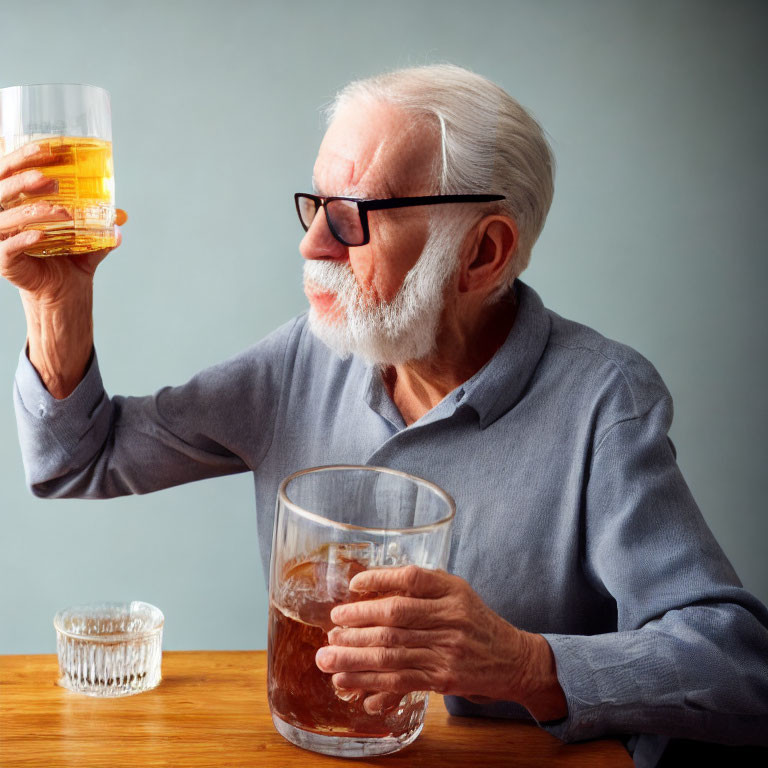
<box><xmin>54</xmin><ymin>601</ymin><xmax>163</xmax><ymax>697</ymax></box>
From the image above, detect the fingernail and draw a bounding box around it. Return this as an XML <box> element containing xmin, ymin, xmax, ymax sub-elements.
<box><xmin>316</xmin><ymin>647</ymin><xmax>333</xmax><ymax>668</ymax></box>
<box><xmin>25</xmin><ymin>143</ymin><xmax>42</xmax><ymax>156</ymax></box>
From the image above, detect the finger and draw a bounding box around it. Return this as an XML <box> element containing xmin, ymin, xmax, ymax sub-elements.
<box><xmin>0</xmin><ymin>202</ymin><xmax>72</xmax><ymax>237</ymax></box>
<box><xmin>350</xmin><ymin>565</ymin><xmax>450</xmax><ymax>598</ymax></box>
<box><xmin>0</xmin><ymin>169</ymin><xmax>58</xmax><ymax>207</ymax></box>
<box><xmin>316</xmin><ymin>644</ymin><xmax>428</xmax><ymax>673</ymax></box>
<box><xmin>327</xmin><ymin>625</ymin><xmax>440</xmax><ymax>649</ymax></box>
<box><xmin>0</xmin><ymin>229</ymin><xmax>44</xmax><ymax>262</ymax></box>
<box><xmin>363</xmin><ymin>692</ymin><xmax>404</xmax><ymax>715</ymax></box>
<box><xmin>115</xmin><ymin>208</ymin><xmax>127</xmax><ymax>226</ymax></box>
<box><xmin>332</xmin><ymin>670</ymin><xmax>430</xmax><ymax>695</ymax></box>
<box><xmin>330</xmin><ymin>595</ymin><xmax>445</xmax><ymax>629</ymax></box>
<box><xmin>0</xmin><ymin>141</ymin><xmax>57</xmax><ymax>180</ymax></box>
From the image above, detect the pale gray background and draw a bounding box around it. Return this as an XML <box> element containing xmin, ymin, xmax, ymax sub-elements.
<box><xmin>1</xmin><ymin>0</ymin><xmax>766</xmax><ymax>654</ymax></box>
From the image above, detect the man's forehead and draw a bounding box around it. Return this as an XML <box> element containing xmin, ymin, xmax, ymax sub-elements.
<box><xmin>312</xmin><ymin>149</ymin><xmax>357</xmax><ymax>196</ymax></box>
<box><xmin>312</xmin><ymin>104</ymin><xmax>437</xmax><ymax>198</ymax></box>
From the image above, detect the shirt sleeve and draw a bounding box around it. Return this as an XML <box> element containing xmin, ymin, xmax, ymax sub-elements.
<box><xmin>12</xmin><ymin>317</ymin><xmax>301</xmax><ymax>499</ymax></box>
<box><xmin>539</xmin><ymin>396</ymin><xmax>768</xmax><ymax>747</ymax></box>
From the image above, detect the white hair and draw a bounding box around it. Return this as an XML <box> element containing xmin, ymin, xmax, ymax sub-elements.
<box><xmin>326</xmin><ymin>64</ymin><xmax>556</xmax><ymax>299</ymax></box>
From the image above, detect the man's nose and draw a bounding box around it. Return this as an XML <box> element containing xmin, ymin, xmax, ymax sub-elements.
<box><xmin>299</xmin><ymin>210</ymin><xmax>348</xmax><ymax>261</ymax></box>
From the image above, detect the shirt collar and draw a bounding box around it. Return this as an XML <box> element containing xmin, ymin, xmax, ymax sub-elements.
<box><xmin>362</xmin><ymin>361</ymin><xmax>406</xmax><ymax>430</ymax></box>
<box><xmin>454</xmin><ymin>279</ymin><xmax>551</xmax><ymax>429</ymax></box>
<box><xmin>360</xmin><ymin>279</ymin><xmax>551</xmax><ymax>430</ymax></box>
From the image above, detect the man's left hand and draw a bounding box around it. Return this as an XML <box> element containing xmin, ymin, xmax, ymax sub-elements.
<box><xmin>315</xmin><ymin>565</ymin><xmax>567</xmax><ymax>720</ymax></box>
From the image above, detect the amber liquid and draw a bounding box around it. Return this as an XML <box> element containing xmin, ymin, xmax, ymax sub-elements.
<box><xmin>268</xmin><ymin>547</ymin><xmax>427</xmax><ymax>738</ymax></box>
<box><xmin>7</xmin><ymin>136</ymin><xmax>116</xmax><ymax>257</ymax></box>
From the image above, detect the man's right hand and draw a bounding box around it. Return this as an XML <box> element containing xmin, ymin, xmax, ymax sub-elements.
<box><xmin>0</xmin><ymin>141</ymin><xmax>123</xmax><ymax>299</ymax></box>
<box><xmin>0</xmin><ymin>142</ymin><xmax>126</xmax><ymax>399</ymax></box>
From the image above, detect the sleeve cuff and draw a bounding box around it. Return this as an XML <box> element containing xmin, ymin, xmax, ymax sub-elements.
<box><xmin>15</xmin><ymin>344</ymin><xmax>108</xmax><ymax>457</ymax></box>
<box><xmin>537</xmin><ymin>633</ymin><xmax>607</xmax><ymax>741</ymax></box>
<box><xmin>539</xmin><ymin>631</ymin><xmax>683</xmax><ymax>743</ymax></box>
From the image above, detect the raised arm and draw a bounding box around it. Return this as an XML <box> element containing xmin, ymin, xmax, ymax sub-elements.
<box><xmin>3</xmin><ymin>142</ymin><xmax>300</xmax><ymax>500</ymax></box>
<box><xmin>0</xmin><ymin>140</ymin><xmax>121</xmax><ymax>399</ymax></box>
<box><xmin>13</xmin><ymin>325</ymin><xmax>296</xmax><ymax>499</ymax></box>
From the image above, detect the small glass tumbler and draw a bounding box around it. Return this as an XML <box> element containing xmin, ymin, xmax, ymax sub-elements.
<box><xmin>0</xmin><ymin>83</ymin><xmax>116</xmax><ymax>257</ymax></box>
<box><xmin>268</xmin><ymin>465</ymin><xmax>455</xmax><ymax>758</ymax></box>
<box><xmin>53</xmin><ymin>601</ymin><xmax>163</xmax><ymax>697</ymax></box>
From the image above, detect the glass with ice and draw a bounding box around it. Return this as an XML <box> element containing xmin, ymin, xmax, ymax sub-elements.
<box><xmin>268</xmin><ymin>465</ymin><xmax>455</xmax><ymax>758</ymax></box>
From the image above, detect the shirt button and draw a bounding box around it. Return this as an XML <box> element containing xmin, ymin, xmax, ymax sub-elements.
<box><xmin>38</xmin><ymin>404</ymin><xmax>46</xmax><ymax>417</ymax></box>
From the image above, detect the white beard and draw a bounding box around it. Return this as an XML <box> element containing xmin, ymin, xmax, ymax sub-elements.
<box><xmin>304</xmin><ymin>222</ymin><xmax>464</xmax><ymax>366</ymax></box>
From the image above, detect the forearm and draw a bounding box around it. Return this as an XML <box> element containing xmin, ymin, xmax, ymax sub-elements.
<box><xmin>12</xmin><ymin>320</ymin><xmax>283</xmax><ymax>498</ymax></box>
<box><xmin>20</xmin><ymin>288</ymin><xmax>94</xmax><ymax>399</ymax></box>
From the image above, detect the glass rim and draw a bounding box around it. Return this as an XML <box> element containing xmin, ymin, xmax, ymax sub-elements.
<box><xmin>277</xmin><ymin>464</ymin><xmax>456</xmax><ymax>534</ymax></box>
<box><xmin>0</xmin><ymin>82</ymin><xmax>109</xmax><ymax>94</ymax></box>
<box><xmin>53</xmin><ymin>600</ymin><xmax>164</xmax><ymax>642</ymax></box>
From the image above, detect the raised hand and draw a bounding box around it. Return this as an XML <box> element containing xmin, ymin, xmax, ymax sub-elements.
<box><xmin>0</xmin><ymin>142</ymin><xmax>124</xmax><ymax>300</ymax></box>
<box><xmin>0</xmin><ymin>141</ymin><xmax>127</xmax><ymax>398</ymax></box>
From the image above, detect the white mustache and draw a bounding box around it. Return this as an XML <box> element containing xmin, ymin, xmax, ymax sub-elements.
<box><xmin>303</xmin><ymin>260</ymin><xmax>363</xmax><ymax>309</ymax></box>
<box><xmin>302</xmin><ymin>218</ymin><xmax>464</xmax><ymax>365</ymax></box>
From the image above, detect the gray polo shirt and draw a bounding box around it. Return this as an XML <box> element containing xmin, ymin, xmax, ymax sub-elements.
<box><xmin>13</xmin><ymin>280</ymin><xmax>768</xmax><ymax>764</ymax></box>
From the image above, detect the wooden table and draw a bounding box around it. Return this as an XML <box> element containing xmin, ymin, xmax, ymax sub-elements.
<box><xmin>0</xmin><ymin>651</ymin><xmax>632</xmax><ymax>767</ymax></box>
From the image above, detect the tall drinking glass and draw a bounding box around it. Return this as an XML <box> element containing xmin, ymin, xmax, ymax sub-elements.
<box><xmin>0</xmin><ymin>83</ymin><xmax>116</xmax><ymax>257</ymax></box>
<box><xmin>268</xmin><ymin>465</ymin><xmax>455</xmax><ymax>758</ymax></box>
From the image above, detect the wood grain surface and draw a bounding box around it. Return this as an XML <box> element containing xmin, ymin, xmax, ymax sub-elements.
<box><xmin>0</xmin><ymin>651</ymin><xmax>632</xmax><ymax>767</ymax></box>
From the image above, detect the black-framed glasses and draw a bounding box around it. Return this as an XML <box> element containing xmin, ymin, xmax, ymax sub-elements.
<box><xmin>294</xmin><ymin>192</ymin><xmax>506</xmax><ymax>247</ymax></box>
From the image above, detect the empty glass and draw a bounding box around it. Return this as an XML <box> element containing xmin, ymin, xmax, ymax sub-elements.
<box><xmin>268</xmin><ymin>465</ymin><xmax>455</xmax><ymax>757</ymax></box>
<box><xmin>54</xmin><ymin>601</ymin><xmax>163</xmax><ymax>697</ymax></box>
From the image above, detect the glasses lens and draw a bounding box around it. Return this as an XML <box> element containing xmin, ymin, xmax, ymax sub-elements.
<box><xmin>296</xmin><ymin>195</ymin><xmax>318</xmax><ymax>231</ymax></box>
<box><xmin>326</xmin><ymin>199</ymin><xmax>363</xmax><ymax>245</ymax></box>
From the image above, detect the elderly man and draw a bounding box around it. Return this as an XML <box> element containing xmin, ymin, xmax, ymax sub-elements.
<box><xmin>2</xmin><ymin>65</ymin><xmax>767</xmax><ymax>765</ymax></box>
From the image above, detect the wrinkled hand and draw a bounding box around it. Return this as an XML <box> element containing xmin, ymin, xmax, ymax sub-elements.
<box><xmin>1</xmin><ymin>142</ymin><xmax>128</xmax><ymax>398</ymax></box>
<box><xmin>315</xmin><ymin>565</ymin><xmax>563</xmax><ymax>718</ymax></box>
<box><xmin>0</xmin><ymin>141</ymin><xmax>126</xmax><ymax>300</ymax></box>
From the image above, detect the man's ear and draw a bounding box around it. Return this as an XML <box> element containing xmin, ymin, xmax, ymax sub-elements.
<box><xmin>458</xmin><ymin>216</ymin><xmax>518</xmax><ymax>293</ymax></box>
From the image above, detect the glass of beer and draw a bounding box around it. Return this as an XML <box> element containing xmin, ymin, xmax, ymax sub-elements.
<box><xmin>0</xmin><ymin>83</ymin><xmax>115</xmax><ymax>257</ymax></box>
<box><xmin>268</xmin><ymin>465</ymin><xmax>455</xmax><ymax>758</ymax></box>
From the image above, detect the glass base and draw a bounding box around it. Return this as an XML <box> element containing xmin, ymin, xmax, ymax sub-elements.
<box><xmin>271</xmin><ymin>713</ymin><xmax>423</xmax><ymax>757</ymax></box>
